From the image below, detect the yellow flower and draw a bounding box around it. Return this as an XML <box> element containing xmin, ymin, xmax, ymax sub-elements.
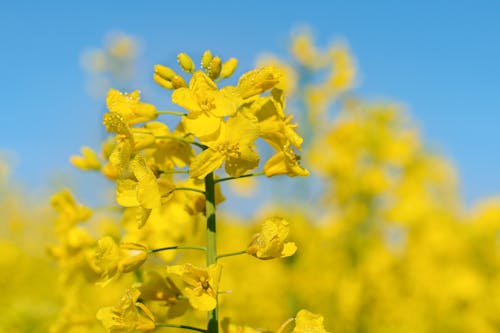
<box><xmin>250</xmin><ymin>89</ymin><xmax>303</xmax><ymax>151</ymax></box>
<box><xmin>257</xmin><ymin>55</ymin><xmax>298</xmax><ymax>95</ymax></box>
<box><xmin>167</xmin><ymin>263</ymin><xmax>222</xmax><ymax>311</ymax></box>
<box><xmin>264</xmin><ymin>144</ymin><xmax>309</xmax><ymax>178</ymax></box>
<box><xmin>96</xmin><ymin>288</ymin><xmax>155</xmax><ymax>333</ymax></box>
<box><xmin>50</xmin><ymin>189</ymin><xmax>92</xmax><ymax>235</ymax></box>
<box><xmin>90</xmin><ymin>236</ymin><xmax>148</xmax><ymax>286</ymax></box>
<box><xmin>189</xmin><ymin>113</ymin><xmax>260</xmax><ymax>179</ymax></box>
<box><xmin>116</xmin><ymin>155</ymin><xmax>164</xmax><ymax>227</ymax></box>
<box><xmin>292</xmin><ymin>309</ymin><xmax>330</xmax><ymax>333</ymax></box>
<box><xmin>143</xmin><ymin>121</ymin><xmax>194</xmax><ymax>169</ymax></box>
<box><xmin>247</xmin><ymin>217</ymin><xmax>297</xmax><ymax>260</ymax></box>
<box><xmin>139</xmin><ymin>271</ymin><xmax>190</xmax><ymax>318</ymax></box>
<box><xmin>237</xmin><ymin>66</ymin><xmax>281</xmax><ymax>99</ymax></box>
<box><xmin>106</xmin><ymin>89</ymin><xmax>157</xmax><ymax>125</ymax></box>
<box><xmin>70</xmin><ymin>146</ymin><xmax>101</xmax><ymax>171</ymax></box>
<box><xmin>221</xmin><ymin>318</ymin><xmax>261</xmax><ymax>333</ymax></box>
<box><xmin>290</xmin><ymin>32</ymin><xmax>323</xmax><ymax>69</ymax></box>
<box><xmin>172</xmin><ymin>70</ymin><xmax>241</xmax><ymax>138</ymax></box>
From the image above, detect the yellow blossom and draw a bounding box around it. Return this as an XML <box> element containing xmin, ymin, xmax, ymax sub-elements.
<box><xmin>237</xmin><ymin>66</ymin><xmax>282</xmax><ymax>99</ymax></box>
<box><xmin>50</xmin><ymin>189</ymin><xmax>92</xmax><ymax>234</ymax></box>
<box><xmin>106</xmin><ymin>89</ymin><xmax>157</xmax><ymax>125</ymax></box>
<box><xmin>90</xmin><ymin>236</ymin><xmax>148</xmax><ymax>286</ymax></box>
<box><xmin>250</xmin><ymin>89</ymin><xmax>303</xmax><ymax>150</ymax></box>
<box><xmin>167</xmin><ymin>263</ymin><xmax>222</xmax><ymax>311</ymax></box>
<box><xmin>247</xmin><ymin>217</ymin><xmax>297</xmax><ymax>260</ymax></box>
<box><xmin>290</xmin><ymin>32</ymin><xmax>322</xmax><ymax>69</ymax></box>
<box><xmin>172</xmin><ymin>71</ymin><xmax>241</xmax><ymax>138</ymax></box>
<box><xmin>292</xmin><ymin>310</ymin><xmax>330</xmax><ymax>333</ymax></box>
<box><xmin>70</xmin><ymin>146</ymin><xmax>101</xmax><ymax>171</ymax></box>
<box><xmin>138</xmin><ymin>271</ymin><xmax>190</xmax><ymax>318</ymax></box>
<box><xmin>96</xmin><ymin>288</ymin><xmax>155</xmax><ymax>333</ymax></box>
<box><xmin>221</xmin><ymin>318</ymin><xmax>261</xmax><ymax>333</ymax></box>
<box><xmin>264</xmin><ymin>145</ymin><xmax>309</xmax><ymax>178</ymax></box>
<box><xmin>189</xmin><ymin>113</ymin><xmax>260</xmax><ymax>179</ymax></box>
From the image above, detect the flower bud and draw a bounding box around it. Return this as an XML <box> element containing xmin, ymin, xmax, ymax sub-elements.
<box><xmin>201</xmin><ymin>50</ymin><xmax>213</xmax><ymax>69</ymax></box>
<box><xmin>177</xmin><ymin>52</ymin><xmax>195</xmax><ymax>73</ymax></box>
<box><xmin>154</xmin><ymin>64</ymin><xmax>176</xmax><ymax>80</ymax></box>
<box><xmin>153</xmin><ymin>73</ymin><xmax>173</xmax><ymax>89</ymax></box>
<box><xmin>208</xmin><ymin>56</ymin><xmax>222</xmax><ymax>80</ymax></box>
<box><xmin>171</xmin><ymin>75</ymin><xmax>187</xmax><ymax>89</ymax></box>
<box><xmin>220</xmin><ymin>58</ymin><xmax>238</xmax><ymax>79</ymax></box>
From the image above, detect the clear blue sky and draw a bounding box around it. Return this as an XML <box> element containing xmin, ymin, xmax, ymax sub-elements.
<box><xmin>1</xmin><ymin>1</ymin><xmax>499</xmax><ymax>206</ymax></box>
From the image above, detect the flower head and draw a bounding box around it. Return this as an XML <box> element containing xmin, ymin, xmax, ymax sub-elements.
<box><xmin>292</xmin><ymin>309</ymin><xmax>330</xmax><ymax>333</ymax></box>
<box><xmin>247</xmin><ymin>217</ymin><xmax>297</xmax><ymax>260</ymax></box>
<box><xmin>167</xmin><ymin>263</ymin><xmax>222</xmax><ymax>311</ymax></box>
<box><xmin>189</xmin><ymin>112</ymin><xmax>260</xmax><ymax>179</ymax></box>
<box><xmin>90</xmin><ymin>236</ymin><xmax>147</xmax><ymax>286</ymax></box>
<box><xmin>96</xmin><ymin>288</ymin><xmax>155</xmax><ymax>333</ymax></box>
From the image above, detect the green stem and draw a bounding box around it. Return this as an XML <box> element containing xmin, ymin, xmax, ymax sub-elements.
<box><xmin>156</xmin><ymin>110</ymin><xmax>187</xmax><ymax>116</ymax></box>
<box><xmin>216</xmin><ymin>250</ymin><xmax>247</xmax><ymax>260</ymax></box>
<box><xmin>214</xmin><ymin>171</ymin><xmax>265</xmax><ymax>183</ymax></box>
<box><xmin>166</xmin><ymin>187</ymin><xmax>206</xmax><ymax>196</ymax></box>
<box><xmin>205</xmin><ymin>172</ymin><xmax>218</xmax><ymax>333</ymax></box>
<box><xmin>148</xmin><ymin>245</ymin><xmax>207</xmax><ymax>254</ymax></box>
<box><xmin>155</xmin><ymin>323</ymin><xmax>207</xmax><ymax>333</ymax></box>
<box><xmin>155</xmin><ymin>135</ymin><xmax>208</xmax><ymax>150</ymax></box>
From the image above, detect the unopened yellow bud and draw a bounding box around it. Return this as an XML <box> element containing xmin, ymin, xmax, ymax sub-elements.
<box><xmin>153</xmin><ymin>73</ymin><xmax>173</xmax><ymax>89</ymax></box>
<box><xmin>201</xmin><ymin>50</ymin><xmax>213</xmax><ymax>69</ymax></box>
<box><xmin>208</xmin><ymin>56</ymin><xmax>222</xmax><ymax>79</ymax></box>
<box><xmin>154</xmin><ymin>64</ymin><xmax>176</xmax><ymax>80</ymax></box>
<box><xmin>177</xmin><ymin>52</ymin><xmax>195</xmax><ymax>73</ymax></box>
<box><xmin>171</xmin><ymin>75</ymin><xmax>187</xmax><ymax>89</ymax></box>
<box><xmin>220</xmin><ymin>58</ymin><xmax>238</xmax><ymax>78</ymax></box>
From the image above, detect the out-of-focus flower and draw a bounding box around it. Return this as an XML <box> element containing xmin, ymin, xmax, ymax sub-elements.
<box><xmin>96</xmin><ymin>288</ymin><xmax>155</xmax><ymax>333</ymax></box>
<box><xmin>247</xmin><ymin>217</ymin><xmax>297</xmax><ymax>260</ymax></box>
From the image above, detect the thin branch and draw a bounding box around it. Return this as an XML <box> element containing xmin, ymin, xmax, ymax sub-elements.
<box><xmin>149</xmin><ymin>245</ymin><xmax>206</xmax><ymax>254</ymax></box>
<box><xmin>215</xmin><ymin>171</ymin><xmax>265</xmax><ymax>184</ymax></box>
<box><xmin>156</xmin><ymin>110</ymin><xmax>187</xmax><ymax>116</ymax></box>
<box><xmin>217</xmin><ymin>250</ymin><xmax>247</xmax><ymax>260</ymax></box>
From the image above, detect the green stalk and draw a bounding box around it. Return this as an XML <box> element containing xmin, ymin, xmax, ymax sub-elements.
<box><xmin>204</xmin><ymin>172</ymin><xmax>218</xmax><ymax>333</ymax></box>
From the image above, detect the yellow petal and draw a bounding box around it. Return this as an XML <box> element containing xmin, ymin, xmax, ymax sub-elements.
<box><xmin>172</xmin><ymin>87</ymin><xmax>202</xmax><ymax>114</ymax></box>
<box><xmin>184</xmin><ymin>288</ymin><xmax>217</xmax><ymax>311</ymax></box>
<box><xmin>190</xmin><ymin>149</ymin><xmax>225</xmax><ymax>179</ymax></box>
<box><xmin>238</xmin><ymin>66</ymin><xmax>281</xmax><ymax>99</ymax></box>
<box><xmin>116</xmin><ymin>179</ymin><xmax>140</xmax><ymax>207</ymax></box>
<box><xmin>281</xmin><ymin>242</ymin><xmax>297</xmax><ymax>257</ymax></box>
<box><xmin>183</xmin><ymin>113</ymin><xmax>222</xmax><ymax>139</ymax></box>
<box><xmin>224</xmin><ymin>146</ymin><xmax>259</xmax><ymax>177</ymax></box>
